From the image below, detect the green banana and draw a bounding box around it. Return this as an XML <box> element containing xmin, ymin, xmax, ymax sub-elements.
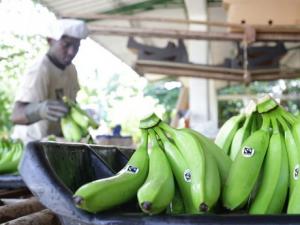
<box><xmin>288</xmin><ymin>176</ymin><xmax>300</xmax><ymax>214</ymax></box>
<box><xmin>137</xmin><ymin>129</ymin><xmax>174</xmax><ymax>215</ymax></box>
<box><xmin>215</xmin><ymin>114</ymin><xmax>245</xmax><ymax>155</ymax></box>
<box><xmin>0</xmin><ymin>142</ymin><xmax>23</xmax><ymax>174</ymax></box>
<box><xmin>159</xmin><ymin>122</ymin><xmax>207</xmax><ymax>212</ymax></box>
<box><xmin>249</xmin><ymin>117</ymin><xmax>288</xmax><ymax>214</ymax></box>
<box><xmin>277</xmin><ymin>116</ymin><xmax>300</xmax><ymax>195</ymax></box>
<box><xmin>229</xmin><ymin>101</ymin><xmax>256</xmax><ymax>161</ymax></box>
<box><xmin>166</xmin><ymin>185</ymin><xmax>185</xmax><ymax>215</ymax></box>
<box><xmin>61</xmin><ymin>115</ymin><xmax>82</xmax><ymax>142</ymax></box>
<box><xmin>63</xmin><ymin>96</ymin><xmax>99</xmax><ymax>129</ymax></box>
<box><xmin>70</xmin><ymin>107</ymin><xmax>90</xmax><ymax>130</ymax></box>
<box><xmin>153</xmin><ymin>127</ymin><xmax>196</xmax><ymax>213</ymax></box>
<box><xmin>202</xmin><ymin>146</ymin><xmax>221</xmax><ymax>212</ymax></box>
<box><xmin>230</xmin><ymin>113</ymin><xmax>253</xmax><ymax>161</ymax></box>
<box><xmin>250</xmin><ymin>112</ymin><xmax>262</xmax><ymax>134</ymax></box>
<box><xmin>222</xmin><ymin>114</ymin><xmax>270</xmax><ymax>210</ymax></box>
<box><xmin>182</xmin><ymin>128</ymin><xmax>231</xmax><ymax>187</ymax></box>
<box><xmin>267</xmin><ymin>134</ymin><xmax>289</xmax><ymax>214</ymax></box>
<box><xmin>73</xmin><ymin>130</ymin><xmax>149</xmax><ymax>213</ymax></box>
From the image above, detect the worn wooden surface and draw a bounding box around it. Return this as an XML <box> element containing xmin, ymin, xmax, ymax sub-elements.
<box><xmin>0</xmin><ymin>209</ymin><xmax>60</xmax><ymax>225</ymax></box>
<box><xmin>0</xmin><ymin>198</ymin><xmax>45</xmax><ymax>223</ymax></box>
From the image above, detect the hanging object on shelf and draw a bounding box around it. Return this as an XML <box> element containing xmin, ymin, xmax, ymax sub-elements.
<box><xmin>127</xmin><ymin>37</ymin><xmax>189</xmax><ymax>63</ymax></box>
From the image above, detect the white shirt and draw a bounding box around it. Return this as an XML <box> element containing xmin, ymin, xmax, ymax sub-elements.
<box><xmin>12</xmin><ymin>55</ymin><xmax>80</xmax><ymax>144</ymax></box>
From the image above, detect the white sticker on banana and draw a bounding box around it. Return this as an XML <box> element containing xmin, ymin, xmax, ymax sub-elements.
<box><xmin>126</xmin><ymin>165</ymin><xmax>139</xmax><ymax>174</ymax></box>
<box><xmin>242</xmin><ymin>146</ymin><xmax>255</xmax><ymax>158</ymax></box>
<box><xmin>294</xmin><ymin>164</ymin><xmax>299</xmax><ymax>180</ymax></box>
<box><xmin>183</xmin><ymin>169</ymin><xmax>192</xmax><ymax>182</ymax></box>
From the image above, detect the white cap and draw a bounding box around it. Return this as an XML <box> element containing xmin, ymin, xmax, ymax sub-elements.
<box><xmin>46</xmin><ymin>19</ymin><xmax>88</xmax><ymax>40</ymax></box>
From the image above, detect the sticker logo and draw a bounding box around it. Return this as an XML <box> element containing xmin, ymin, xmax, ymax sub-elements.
<box><xmin>184</xmin><ymin>169</ymin><xmax>192</xmax><ymax>182</ymax></box>
<box><xmin>242</xmin><ymin>147</ymin><xmax>255</xmax><ymax>158</ymax></box>
<box><xmin>126</xmin><ymin>165</ymin><xmax>139</xmax><ymax>174</ymax></box>
<box><xmin>294</xmin><ymin>164</ymin><xmax>299</xmax><ymax>180</ymax></box>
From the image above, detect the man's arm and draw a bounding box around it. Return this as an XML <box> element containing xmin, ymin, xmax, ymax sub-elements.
<box><xmin>11</xmin><ymin>100</ymin><xmax>68</xmax><ymax>125</ymax></box>
<box><xmin>11</xmin><ymin>101</ymin><xmax>30</xmax><ymax>125</ymax></box>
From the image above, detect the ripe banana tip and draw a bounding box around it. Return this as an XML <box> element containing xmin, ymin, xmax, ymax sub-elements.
<box><xmin>73</xmin><ymin>195</ymin><xmax>84</xmax><ymax>206</ymax></box>
<box><xmin>141</xmin><ymin>201</ymin><xmax>152</xmax><ymax>212</ymax></box>
<box><xmin>199</xmin><ymin>203</ymin><xmax>209</xmax><ymax>212</ymax></box>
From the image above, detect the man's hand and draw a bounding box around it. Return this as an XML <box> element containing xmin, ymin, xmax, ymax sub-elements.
<box><xmin>25</xmin><ymin>100</ymin><xmax>68</xmax><ymax>123</ymax></box>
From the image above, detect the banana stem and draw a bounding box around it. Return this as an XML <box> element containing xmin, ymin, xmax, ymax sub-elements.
<box><xmin>277</xmin><ymin>107</ymin><xmax>297</xmax><ymax>125</ymax></box>
<box><xmin>277</xmin><ymin>116</ymin><xmax>289</xmax><ymax>132</ymax></box>
<box><xmin>153</xmin><ymin>127</ymin><xmax>168</xmax><ymax>143</ymax></box>
<box><xmin>270</xmin><ymin>117</ymin><xmax>279</xmax><ymax>134</ymax></box>
<box><xmin>148</xmin><ymin>129</ymin><xmax>159</xmax><ymax>148</ymax></box>
<box><xmin>261</xmin><ymin>114</ymin><xmax>271</xmax><ymax>131</ymax></box>
<box><xmin>140</xmin><ymin>129</ymin><xmax>148</xmax><ymax>148</ymax></box>
<box><xmin>159</xmin><ymin>122</ymin><xmax>175</xmax><ymax>136</ymax></box>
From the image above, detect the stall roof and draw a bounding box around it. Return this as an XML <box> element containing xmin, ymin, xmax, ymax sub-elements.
<box><xmin>38</xmin><ymin>0</ymin><xmax>185</xmax><ymax>66</ymax></box>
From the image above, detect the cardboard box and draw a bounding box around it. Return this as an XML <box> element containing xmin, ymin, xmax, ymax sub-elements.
<box><xmin>224</xmin><ymin>0</ymin><xmax>300</xmax><ymax>26</ymax></box>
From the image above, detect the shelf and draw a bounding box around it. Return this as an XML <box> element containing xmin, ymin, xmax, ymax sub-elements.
<box><xmin>135</xmin><ymin>60</ymin><xmax>300</xmax><ymax>83</ymax></box>
<box><xmin>63</xmin><ymin>14</ymin><xmax>300</xmax><ymax>42</ymax></box>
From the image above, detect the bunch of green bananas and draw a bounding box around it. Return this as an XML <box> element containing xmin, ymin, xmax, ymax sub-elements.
<box><xmin>73</xmin><ymin>113</ymin><xmax>231</xmax><ymax>215</ymax></box>
<box><xmin>216</xmin><ymin>94</ymin><xmax>300</xmax><ymax>214</ymax></box>
<box><xmin>0</xmin><ymin>138</ymin><xmax>23</xmax><ymax>174</ymax></box>
<box><xmin>60</xmin><ymin>96</ymin><xmax>99</xmax><ymax>142</ymax></box>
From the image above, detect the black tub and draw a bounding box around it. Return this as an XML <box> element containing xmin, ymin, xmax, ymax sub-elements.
<box><xmin>19</xmin><ymin>141</ymin><xmax>300</xmax><ymax>225</ymax></box>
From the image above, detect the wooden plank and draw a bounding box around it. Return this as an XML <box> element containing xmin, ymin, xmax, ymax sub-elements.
<box><xmin>89</xmin><ymin>25</ymin><xmax>244</xmax><ymax>41</ymax></box>
<box><xmin>0</xmin><ymin>188</ymin><xmax>31</xmax><ymax>199</ymax></box>
<box><xmin>63</xmin><ymin>13</ymin><xmax>300</xmax><ymax>33</ymax></box>
<box><xmin>0</xmin><ymin>198</ymin><xmax>28</xmax><ymax>206</ymax></box>
<box><xmin>0</xmin><ymin>198</ymin><xmax>45</xmax><ymax>223</ymax></box>
<box><xmin>0</xmin><ymin>209</ymin><xmax>60</xmax><ymax>225</ymax></box>
<box><xmin>136</xmin><ymin>60</ymin><xmax>300</xmax><ymax>82</ymax></box>
<box><xmin>89</xmin><ymin>25</ymin><xmax>300</xmax><ymax>42</ymax></box>
<box><xmin>63</xmin><ymin>13</ymin><xmax>245</xmax><ymax>29</ymax></box>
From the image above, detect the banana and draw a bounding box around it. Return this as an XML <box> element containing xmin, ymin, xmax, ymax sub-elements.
<box><xmin>159</xmin><ymin>122</ymin><xmax>207</xmax><ymax>212</ymax></box>
<box><xmin>166</xmin><ymin>185</ymin><xmax>185</xmax><ymax>215</ymax></box>
<box><xmin>73</xmin><ymin>130</ymin><xmax>149</xmax><ymax>213</ymax></box>
<box><xmin>153</xmin><ymin>127</ymin><xmax>196</xmax><ymax>213</ymax></box>
<box><xmin>222</xmin><ymin>114</ymin><xmax>270</xmax><ymax>210</ymax></box>
<box><xmin>249</xmin><ymin>117</ymin><xmax>288</xmax><ymax>214</ymax></box>
<box><xmin>250</xmin><ymin>112</ymin><xmax>261</xmax><ymax>134</ymax></box>
<box><xmin>267</xmin><ymin>134</ymin><xmax>289</xmax><ymax>214</ymax></box>
<box><xmin>0</xmin><ymin>142</ymin><xmax>23</xmax><ymax>174</ymax></box>
<box><xmin>137</xmin><ymin>129</ymin><xmax>175</xmax><ymax>215</ymax></box>
<box><xmin>202</xmin><ymin>145</ymin><xmax>221</xmax><ymax>212</ymax></box>
<box><xmin>277</xmin><ymin>116</ymin><xmax>300</xmax><ymax>195</ymax></box>
<box><xmin>63</xmin><ymin>96</ymin><xmax>99</xmax><ymax>129</ymax></box>
<box><xmin>70</xmin><ymin>107</ymin><xmax>90</xmax><ymax>130</ymax></box>
<box><xmin>273</xmin><ymin>107</ymin><xmax>300</xmax><ymax>214</ymax></box>
<box><xmin>230</xmin><ymin>114</ymin><xmax>252</xmax><ymax>161</ymax></box>
<box><xmin>215</xmin><ymin>114</ymin><xmax>245</xmax><ymax>155</ymax></box>
<box><xmin>61</xmin><ymin>115</ymin><xmax>82</xmax><ymax>142</ymax></box>
<box><xmin>288</xmin><ymin>177</ymin><xmax>300</xmax><ymax>214</ymax></box>
<box><xmin>181</xmin><ymin>128</ymin><xmax>231</xmax><ymax>187</ymax></box>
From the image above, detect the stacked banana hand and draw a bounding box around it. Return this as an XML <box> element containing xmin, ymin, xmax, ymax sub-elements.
<box><xmin>0</xmin><ymin>138</ymin><xmax>23</xmax><ymax>174</ymax></box>
<box><xmin>73</xmin><ymin>113</ymin><xmax>231</xmax><ymax>214</ymax></box>
<box><xmin>60</xmin><ymin>96</ymin><xmax>99</xmax><ymax>142</ymax></box>
<box><xmin>215</xmin><ymin>95</ymin><xmax>300</xmax><ymax>214</ymax></box>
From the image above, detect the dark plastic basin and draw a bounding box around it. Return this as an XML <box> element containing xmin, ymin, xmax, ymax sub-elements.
<box><xmin>19</xmin><ymin>141</ymin><xmax>300</xmax><ymax>225</ymax></box>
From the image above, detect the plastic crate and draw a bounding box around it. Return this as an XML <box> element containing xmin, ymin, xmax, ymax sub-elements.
<box><xmin>19</xmin><ymin>141</ymin><xmax>300</xmax><ymax>225</ymax></box>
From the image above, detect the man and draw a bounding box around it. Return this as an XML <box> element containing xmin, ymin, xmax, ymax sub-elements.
<box><xmin>11</xmin><ymin>19</ymin><xmax>88</xmax><ymax>144</ymax></box>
